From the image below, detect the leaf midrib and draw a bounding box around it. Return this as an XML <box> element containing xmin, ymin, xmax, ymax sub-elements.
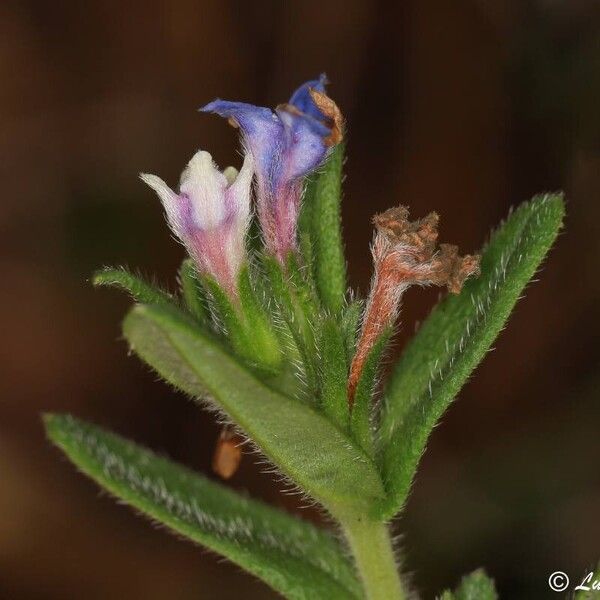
<box><xmin>50</xmin><ymin>417</ymin><xmax>362</xmax><ymax>598</ymax></box>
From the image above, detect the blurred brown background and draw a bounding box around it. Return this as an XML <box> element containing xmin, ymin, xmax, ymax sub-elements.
<box><xmin>1</xmin><ymin>1</ymin><xmax>599</xmax><ymax>598</ymax></box>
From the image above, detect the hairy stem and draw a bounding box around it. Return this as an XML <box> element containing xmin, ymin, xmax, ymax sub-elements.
<box><xmin>340</xmin><ymin>514</ymin><xmax>405</xmax><ymax>600</ymax></box>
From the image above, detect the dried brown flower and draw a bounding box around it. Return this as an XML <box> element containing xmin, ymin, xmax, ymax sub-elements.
<box><xmin>347</xmin><ymin>205</ymin><xmax>480</xmax><ymax>407</ymax></box>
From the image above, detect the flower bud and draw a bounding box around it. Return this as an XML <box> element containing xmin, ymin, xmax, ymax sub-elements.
<box><xmin>141</xmin><ymin>150</ymin><xmax>253</xmax><ymax>298</ymax></box>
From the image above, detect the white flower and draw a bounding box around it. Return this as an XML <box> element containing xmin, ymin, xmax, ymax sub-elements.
<box><xmin>141</xmin><ymin>150</ymin><xmax>253</xmax><ymax>297</ymax></box>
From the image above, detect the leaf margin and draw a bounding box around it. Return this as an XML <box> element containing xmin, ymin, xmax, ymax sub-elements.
<box><xmin>44</xmin><ymin>413</ymin><xmax>362</xmax><ymax>600</ymax></box>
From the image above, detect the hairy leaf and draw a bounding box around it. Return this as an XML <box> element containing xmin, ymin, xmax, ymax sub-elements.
<box><xmin>379</xmin><ymin>194</ymin><xmax>564</xmax><ymax>517</ymax></box>
<box><xmin>439</xmin><ymin>569</ymin><xmax>498</xmax><ymax>600</ymax></box>
<box><xmin>178</xmin><ymin>258</ymin><xmax>209</xmax><ymax>322</ymax></box>
<box><xmin>351</xmin><ymin>329</ymin><xmax>391</xmax><ymax>459</ymax></box>
<box><xmin>44</xmin><ymin>414</ymin><xmax>361</xmax><ymax>600</ymax></box>
<box><xmin>304</xmin><ymin>144</ymin><xmax>347</xmax><ymax>314</ymax></box>
<box><xmin>93</xmin><ymin>266</ymin><xmax>173</xmax><ymax>305</ymax></box>
<box><xmin>263</xmin><ymin>256</ymin><xmax>319</xmax><ymax>396</ymax></box>
<box><xmin>319</xmin><ymin>317</ymin><xmax>350</xmax><ymax>432</ymax></box>
<box><xmin>200</xmin><ymin>275</ymin><xmax>258</xmax><ymax>370</ymax></box>
<box><xmin>123</xmin><ymin>303</ymin><xmax>387</xmax><ymax>515</ymax></box>
<box><xmin>237</xmin><ymin>267</ymin><xmax>283</xmax><ymax>373</ymax></box>
<box><xmin>287</xmin><ymin>253</ymin><xmax>320</xmax><ymax>325</ymax></box>
<box><xmin>341</xmin><ymin>299</ymin><xmax>364</xmax><ymax>364</ymax></box>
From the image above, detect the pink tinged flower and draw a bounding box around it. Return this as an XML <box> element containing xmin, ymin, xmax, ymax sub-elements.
<box><xmin>141</xmin><ymin>150</ymin><xmax>253</xmax><ymax>299</ymax></box>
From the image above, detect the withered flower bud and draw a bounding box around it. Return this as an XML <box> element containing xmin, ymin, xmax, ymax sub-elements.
<box><xmin>348</xmin><ymin>206</ymin><xmax>480</xmax><ymax>406</ymax></box>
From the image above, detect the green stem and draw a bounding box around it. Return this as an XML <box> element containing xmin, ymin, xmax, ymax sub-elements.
<box><xmin>340</xmin><ymin>515</ymin><xmax>405</xmax><ymax>600</ymax></box>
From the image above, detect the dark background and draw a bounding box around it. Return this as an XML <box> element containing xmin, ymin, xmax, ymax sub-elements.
<box><xmin>2</xmin><ymin>1</ymin><xmax>599</xmax><ymax>598</ymax></box>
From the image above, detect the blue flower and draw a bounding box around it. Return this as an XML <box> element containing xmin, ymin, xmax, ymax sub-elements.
<box><xmin>201</xmin><ymin>74</ymin><xmax>342</xmax><ymax>262</ymax></box>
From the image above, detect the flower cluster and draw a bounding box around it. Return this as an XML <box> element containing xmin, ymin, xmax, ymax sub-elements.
<box><xmin>142</xmin><ymin>75</ymin><xmax>343</xmax><ymax>297</ymax></box>
<box><xmin>141</xmin><ymin>78</ymin><xmax>480</xmax><ymax>416</ymax></box>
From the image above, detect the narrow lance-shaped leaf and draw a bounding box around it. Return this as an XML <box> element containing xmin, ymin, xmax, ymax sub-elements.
<box><xmin>319</xmin><ymin>317</ymin><xmax>350</xmax><ymax>432</ymax></box>
<box><xmin>304</xmin><ymin>143</ymin><xmax>347</xmax><ymax>314</ymax></box>
<box><xmin>237</xmin><ymin>266</ymin><xmax>283</xmax><ymax>373</ymax></box>
<box><xmin>298</xmin><ymin>183</ymin><xmax>315</xmax><ymax>274</ymax></box>
<box><xmin>178</xmin><ymin>258</ymin><xmax>209</xmax><ymax>322</ymax></box>
<box><xmin>200</xmin><ymin>275</ymin><xmax>258</xmax><ymax>370</ymax></box>
<box><xmin>351</xmin><ymin>329</ymin><xmax>392</xmax><ymax>459</ymax></box>
<box><xmin>263</xmin><ymin>255</ymin><xmax>320</xmax><ymax>397</ymax></box>
<box><xmin>123</xmin><ymin>303</ymin><xmax>387</xmax><ymax>516</ymax></box>
<box><xmin>439</xmin><ymin>569</ymin><xmax>498</xmax><ymax>600</ymax></box>
<box><xmin>378</xmin><ymin>194</ymin><xmax>565</xmax><ymax>518</ymax></box>
<box><xmin>44</xmin><ymin>414</ymin><xmax>361</xmax><ymax>600</ymax></box>
<box><xmin>287</xmin><ymin>253</ymin><xmax>321</xmax><ymax>325</ymax></box>
<box><xmin>93</xmin><ymin>266</ymin><xmax>173</xmax><ymax>305</ymax></box>
<box><xmin>209</xmin><ymin>264</ymin><xmax>295</xmax><ymax>384</ymax></box>
<box><xmin>341</xmin><ymin>299</ymin><xmax>363</xmax><ymax>364</ymax></box>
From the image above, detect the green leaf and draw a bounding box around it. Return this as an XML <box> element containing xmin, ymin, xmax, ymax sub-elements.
<box><xmin>319</xmin><ymin>317</ymin><xmax>350</xmax><ymax>431</ymax></box>
<box><xmin>247</xmin><ymin>214</ymin><xmax>265</xmax><ymax>255</ymax></box>
<box><xmin>200</xmin><ymin>275</ymin><xmax>258</xmax><ymax>369</ymax></box>
<box><xmin>178</xmin><ymin>258</ymin><xmax>209</xmax><ymax>322</ymax></box>
<box><xmin>93</xmin><ymin>266</ymin><xmax>173</xmax><ymax>305</ymax></box>
<box><xmin>351</xmin><ymin>329</ymin><xmax>391</xmax><ymax>459</ymax></box>
<box><xmin>298</xmin><ymin>192</ymin><xmax>315</xmax><ymax>276</ymax></box>
<box><xmin>44</xmin><ymin>414</ymin><xmax>361</xmax><ymax>600</ymax></box>
<box><xmin>263</xmin><ymin>255</ymin><xmax>319</xmax><ymax>396</ymax></box>
<box><xmin>379</xmin><ymin>194</ymin><xmax>565</xmax><ymax>518</ymax></box>
<box><xmin>123</xmin><ymin>303</ymin><xmax>387</xmax><ymax>516</ymax></box>
<box><xmin>287</xmin><ymin>253</ymin><xmax>321</xmax><ymax>325</ymax></box>
<box><xmin>341</xmin><ymin>299</ymin><xmax>364</xmax><ymax>364</ymax></box>
<box><xmin>237</xmin><ymin>267</ymin><xmax>283</xmax><ymax>373</ymax></box>
<box><xmin>305</xmin><ymin>144</ymin><xmax>347</xmax><ymax>314</ymax></box>
<box><xmin>440</xmin><ymin>569</ymin><xmax>498</xmax><ymax>600</ymax></box>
